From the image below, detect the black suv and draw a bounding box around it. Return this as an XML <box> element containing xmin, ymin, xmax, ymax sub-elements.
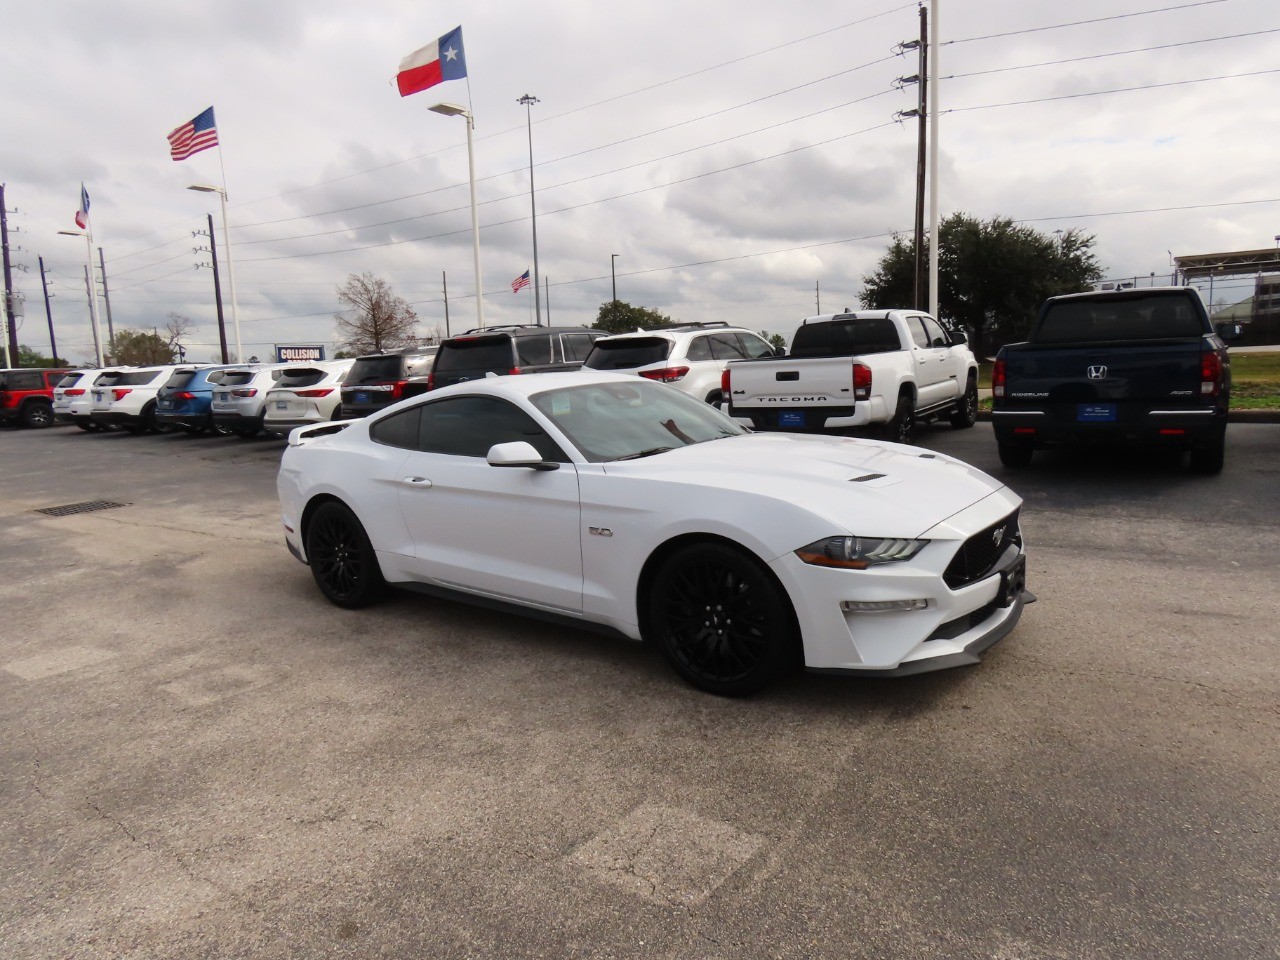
<box><xmin>339</xmin><ymin>346</ymin><xmax>439</xmax><ymax>419</ymax></box>
<box><xmin>429</xmin><ymin>325</ymin><xmax>604</xmax><ymax>391</ymax></box>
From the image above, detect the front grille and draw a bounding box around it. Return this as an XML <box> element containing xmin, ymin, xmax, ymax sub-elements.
<box><xmin>927</xmin><ymin>597</ymin><xmax>1002</xmax><ymax>642</ymax></box>
<box><xmin>943</xmin><ymin>510</ymin><xmax>1021</xmax><ymax>589</ymax></box>
<box><xmin>36</xmin><ymin>500</ymin><xmax>130</xmax><ymax>518</ymax></box>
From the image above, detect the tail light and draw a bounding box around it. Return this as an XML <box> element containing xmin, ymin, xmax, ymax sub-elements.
<box><xmin>66</xmin><ymin>388</ymin><xmax>86</xmax><ymax>397</ymax></box>
<box><xmin>389</xmin><ymin>380</ymin><xmax>407</xmax><ymax>400</ymax></box>
<box><xmin>1200</xmin><ymin>350</ymin><xmax>1222</xmax><ymax>397</ymax></box>
<box><xmin>721</xmin><ymin>368</ymin><xmax>731</xmax><ymax>396</ymax></box>
<box><xmin>295</xmin><ymin>388</ymin><xmax>333</xmax><ymax>398</ymax></box>
<box><xmin>639</xmin><ymin>366</ymin><xmax>690</xmax><ymax>383</ymax></box>
<box><xmin>112</xmin><ymin>388</ymin><xmax>132</xmax><ymax>401</ymax></box>
<box><xmin>174</xmin><ymin>391</ymin><xmax>196</xmax><ymax>400</ymax></box>
<box><xmin>509</xmin><ymin>367</ymin><xmax>522</xmax><ymax>376</ymax></box>
<box><xmin>852</xmin><ymin>362</ymin><xmax>872</xmax><ymax>401</ymax></box>
<box><xmin>232</xmin><ymin>388</ymin><xmax>258</xmax><ymax>398</ymax></box>
<box><xmin>992</xmin><ymin>358</ymin><xmax>1007</xmax><ymax>399</ymax></box>
<box><xmin>426</xmin><ymin>373</ymin><xmax>435</xmax><ymax>391</ymax></box>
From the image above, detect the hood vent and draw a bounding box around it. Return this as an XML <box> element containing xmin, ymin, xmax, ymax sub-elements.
<box><xmin>849</xmin><ymin>473</ymin><xmax>886</xmax><ymax>483</ymax></box>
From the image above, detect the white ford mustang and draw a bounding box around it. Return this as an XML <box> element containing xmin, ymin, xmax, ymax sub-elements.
<box><xmin>278</xmin><ymin>371</ymin><xmax>1033</xmax><ymax>695</ymax></box>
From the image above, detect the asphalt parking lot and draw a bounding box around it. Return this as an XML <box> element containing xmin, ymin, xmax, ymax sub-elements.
<box><xmin>1</xmin><ymin>422</ymin><xmax>1277</xmax><ymax>959</ymax></box>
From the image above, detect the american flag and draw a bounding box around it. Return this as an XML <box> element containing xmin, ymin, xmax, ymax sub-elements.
<box><xmin>511</xmin><ymin>269</ymin><xmax>531</xmax><ymax>293</ymax></box>
<box><xmin>167</xmin><ymin>107</ymin><xmax>219</xmax><ymax>161</ymax></box>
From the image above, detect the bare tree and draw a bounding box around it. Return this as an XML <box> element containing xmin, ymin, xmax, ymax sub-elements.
<box><xmin>165</xmin><ymin>312</ymin><xmax>195</xmax><ymax>361</ymax></box>
<box><xmin>334</xmin><ymin>273</ymin><xmax>418</xmax><ymax>355</ymax></box>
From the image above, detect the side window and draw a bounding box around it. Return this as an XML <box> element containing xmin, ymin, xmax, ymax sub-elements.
<box><xmin>369</xmin><ymin>406</ymin><xmax>422</xmax><ymax>449</ymax></box>
<box><xmin>560</xmin><ymin>333</ymin><xmax>595</xmax><ymax>362</ymax></box>
<box><xmin>907</xmin><ymin>317</ymin><xmax>930</xmax><ymax>349</ymax></box>
<box><xmin>11</xmin><ymin>371</ymin><xmax>42</xmax><ymax>391</ymax></box>
<box><xmin>516</xmin><ymin>335</ymin><xmax>552</xmax><ymax>366</ymax></box>
<box><xmin>417</xmin><ymin>396</ymin><xmax>567</xmax><ymax>461</ymax></box>
<box><xmin>920</xmin><ymin>315</ymin><xmax>949</xmax><ymax>347</ymax></box>
<box><xmin>738</xmin><ymin>333</ymin><xmax>774</xmax><ymax>359</ymax></box>
<box><xmin>684</xmin><ymin>337</ymin><xmax>713</xmax><ymax>362</ymax></box>
<box><xmin>708</xmin><ymin>332</ymin><xmax>748</xmax><ymax>360</ymax></box>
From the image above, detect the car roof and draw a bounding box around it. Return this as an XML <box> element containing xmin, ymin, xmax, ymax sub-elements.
<box><xmin>593</xmin><ymin>325</ymin><xmax>755</xmax><ymax>342</ymax></box>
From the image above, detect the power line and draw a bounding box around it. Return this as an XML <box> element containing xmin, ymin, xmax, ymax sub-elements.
<box><xmin>945</xmin><ymin>0</ymin><xmax>1229</xmax><ymax>45</ymax></box>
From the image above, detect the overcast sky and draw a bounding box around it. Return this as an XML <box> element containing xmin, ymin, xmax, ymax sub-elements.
<box><xmin>2</xmin><ymin>0</ymin><xmax>1277</xmax><ymax>363</ymax></box>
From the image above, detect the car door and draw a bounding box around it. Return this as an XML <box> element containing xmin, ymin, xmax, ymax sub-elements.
<box><xmin>906</xmin><ymin>315</ymin><xmax>951</xmax><ymax>407</ymax></box>
<box><xmin>919</xmin><ymin>314</ymin><xmax>963</xmax><ymax>403</ymax></box>
<box><xmin>393</xmin><ymin>395</ymin><xmax>584</xmax><ymax>613</ymax></box>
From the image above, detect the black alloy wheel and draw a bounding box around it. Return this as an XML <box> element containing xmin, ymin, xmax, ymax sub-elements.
<box><xmin>884</xmin><ymin>393</ymin><xmax>916</xmax><ymax>445</ymax></box>
<box><xmin>950</xmin><ymin>378</ymin><xmax>979</xmax><ymax>429</ymax></box>
<box><xmin>305</xmin><ymin>501</ymin><xmax>384</xmax><ymax>609</ymax></box>
<box><xmin>22</xmin><ymin>403</ymin><xmax>54</xmax><ymax>428</ymax></box>
<box><xmin>647</xmin><ymin>542</ymin><xmax>797</xmax><ymax>696</ymax></box>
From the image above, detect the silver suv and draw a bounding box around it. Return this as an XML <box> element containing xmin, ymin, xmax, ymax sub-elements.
<box><xmin>582</xmin><ymin>323</ymin><xmax>777</xmax><ymax>406</ymax></box>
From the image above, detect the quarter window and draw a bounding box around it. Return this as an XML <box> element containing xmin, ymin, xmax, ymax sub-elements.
<box><xmin>708</xmin><ymin>332</ymin><xmax>749</xmax><ymax>360</ymax></box>
<box><xmin>684</xmin><ymin>337</ymin><xmax>713</xmax><ymax>362</ymax></box>
<box><xmin>739</xmin><ymin>333</ymin><xmax>774</xmax><ymax>359</ymax></box>
<box><xmin>515</xmin><ymin>335</ymin><xmax>552</xmax><ymax>366</ymax></box>
<box><xmin>369</xmin><ymin>406</ymin><xmax>422</xmax><ymax>449</ymax></box>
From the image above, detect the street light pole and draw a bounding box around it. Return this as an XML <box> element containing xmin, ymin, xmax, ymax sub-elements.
<box><xmin>429</xmin><ymin>102</ymin><xmax>484</xmax><ymax>329</ymax></box>
<box><xmin>928</xmin><ymin>0</ymin><xmax>941</xmax><ymax>319</ymax></box>
<box><xmin>188</xmin><ymin>184</ymin><xmax>242</xmax><ymax>360</ymax></box>
<box><xmin>518</xmin><ymin>93</ymin><xmax>542</xmax><ymax>326</ymax></box>
<box><xmin>58</xmin><ymin>228</ymin><xmax>104</xmax><ymax>366</ymax></box>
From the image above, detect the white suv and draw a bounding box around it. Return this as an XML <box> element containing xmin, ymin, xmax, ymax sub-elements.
<box><xmin>262</xmin><ymin>359</ymin><xmax>354</xmax><ymax>437</ymax></box>
<box><xmin>209</xmin><ymin>363</ymin><xmax>293</xmax><ymax>438</ymax></box>
<box><xmin>89</xmin><ymin>365</ymin><xmax>194</xmax><ymax>434</ymax></box>
<box><xmin>54</xmin><ymin>368</ymin><xmax>122</xmax><ymax>431</ymax></box>
<box><xmin>582</xmin><ymin>323</ymin><xmax>777</xmax><ymax>406</ymax></box>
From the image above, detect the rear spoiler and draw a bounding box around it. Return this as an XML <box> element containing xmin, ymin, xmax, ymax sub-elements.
<box><xmin>288</xmin><ymin>420</ymin><xmax>357</xmax><ymax>446</ymax></box>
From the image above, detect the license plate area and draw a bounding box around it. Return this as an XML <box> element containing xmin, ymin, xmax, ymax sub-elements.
<box><xmin>778</xmin><ymin>410</ymin><xmax>805</xmax><ymax>428</ymax></box>
<box><xmin>1078</xmin><ymin>403</ymin><xmax>1116</xmax><ymax>422</ymax></box>
<box><xmin>276</xmin><ymin>399</ymin><xmax>289</xmax><ymax>410</ymax></box>
<box><xmin>354</xmin><ymin>391</ymin><xmax>369</xmax><ymax>404</ymax></box>
<box><xmin>998</xmin><ymin>555</ymin><xmax>1027</xmax><ymax>607</ymax></box>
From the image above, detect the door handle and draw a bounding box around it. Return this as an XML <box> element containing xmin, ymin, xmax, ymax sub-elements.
<box><xmin>401</xmin><ymin>476</ymin><xmax>432</xmax><ymax>487</ymax></box>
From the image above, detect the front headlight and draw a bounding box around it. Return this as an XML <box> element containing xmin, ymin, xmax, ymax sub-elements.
<box><xmin>795</xmin><ymin>536</ymin><xmax>927</xmax><ymax>569</ymax></box>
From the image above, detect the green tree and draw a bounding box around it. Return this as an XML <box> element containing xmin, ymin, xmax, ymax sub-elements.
<box><xmin>334</xmin><ymin>272</ymin><xmax>419</xmax><ymax>354</ymax></box>
<box><xmin>17</xmin><ymin>345</ymin><xmax>70</xmax><ymax>367</ymax></box>
<box><xmin>759</xmin><ymin>331</ymin><xmax>787</xmax><ymax>353</ymax></box>
<box><xmin>109</xmin><ymin>329</ymin><xmax>176</xmax><ymax>365</ymax></box>
<box><xmin>592</xmin><ymin>300</ymin><xmax>675</xmax><ymax>334</ymax></box>
<box><xmin>860</xmin><ymin>213</ymin><xmax>1103</xmax><ymax>357</ymax></box>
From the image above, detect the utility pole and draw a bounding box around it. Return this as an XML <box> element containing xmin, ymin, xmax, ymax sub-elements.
<box><xmin>97</xmin><ymin>247</ymin><xmax>116</xmax><ymax>345</ymax></box>
<box><xmin>544</xmin><ymin>276</ymin><xmax>550</xmax><ymax>324</ymax></box>
<box><xmin>928</xmin><ymin>0</ymin><xmax>941</xmax><ymax>320</ymax></box>
<box><xmin>442</xmin><ymin>270</ymin><xmax>450</xmax><ymax>338</ymax></box>
<box><xmin>39</xmin><ymin>256</ymin><xmax>57</xmax><ymax>362</ymax></box>
<box><xmin>894</xmin><ymin>7</ymin><xmax>928</xmax><ymax>311</ymax></box>
<box><xmin>82</xmin><ymin>265</ymin><xmax>102</xmax><ymax>365</ymax></box>
<box><xmin>197</xmin><ymin>214</ymin><xmax>229</xmax><ymax>362</ymax></box>
<box><xmin>1</xmin><ymin>183</ymin><xmax>18</xmax><ymax>366</ymax></box>
<box><xmin>816</xmin><ymin>280</ymin><xmax>821</xmax><ymax>314</ymax></box>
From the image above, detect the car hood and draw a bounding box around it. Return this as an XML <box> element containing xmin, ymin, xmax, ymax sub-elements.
<box><xmin>601</xmin><ymin>432</ymin><xmax>1009</xmax><ymax>538</ymax></box>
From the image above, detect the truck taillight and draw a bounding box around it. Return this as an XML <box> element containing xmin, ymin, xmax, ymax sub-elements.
<box><xmin>426</xmin><ymin>373</ymin><xmax>436</xmax><ymax>391</ymax></box>
<box><xmin>639</xmin><ymin>366</ymin><xmax>690</xmax><ymax>383</ymax></box>
<box><xmin>992</xmin><ymin>358</ymin><xmax>1007</xmax><ymax>399</ymax></box>
<box><xmin>1200</xmin><ymin>351</ymin><xmax>1222</xmax><ymax>397</ymax></box>
<box><xmin>295</xmin><ymin>388</ymin><xmax>333</xmax><ymax>398</ymax></box>
<box><xmin>112</xmin><ymin>388</ymin><xmax>132</xmax><ymax>401</ymax></box>
<box><xmin>232</xmin><ymin>388</ymin><xmax>258</xmax><ymax>398</ymax></box>
<box><xmin>509</xmin><ymin>367</ymin><xmax>522</xmax><ymax>376</ymax></box>
<box><xmin>852</xmin><ymin>362</ymin><xmax>872</xmax><ymax>401</ymax></box>
<box><xmin>721</xmin><ymin>368</ymin><xmax>731</xmax><ymax>395</ymax></box>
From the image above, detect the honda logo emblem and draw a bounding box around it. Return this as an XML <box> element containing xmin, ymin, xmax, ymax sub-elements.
<box><xmin>1087</xmin><ymin>365</ymin><xmax>1107</xmax><ymax>380</ymax></box>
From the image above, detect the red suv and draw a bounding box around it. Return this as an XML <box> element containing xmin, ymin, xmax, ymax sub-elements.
<box><xmin>0</xmin><ymin>368</ymin><xmax>72</xmax><ymax>428</ymax></box>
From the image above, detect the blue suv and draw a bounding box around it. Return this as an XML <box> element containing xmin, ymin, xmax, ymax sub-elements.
<box><xmin>155</xmin><ymin>366</ymin><xmax>235</xmax><ymax>435</ymax></box>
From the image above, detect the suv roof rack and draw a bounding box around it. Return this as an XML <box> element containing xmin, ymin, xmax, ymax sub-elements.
<box><xmin>662</xmin><ymin>321</ymin><xmax>731</xmax><ymax>332</ymax></box>
<box><xmin>459</xmin><ymin>324</ymin><xmax>543</xmax><ymax>335</ymax></box>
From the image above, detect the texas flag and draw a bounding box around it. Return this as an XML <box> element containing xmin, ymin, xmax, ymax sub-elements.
<box><xmin>396</xmin><ymin>26</ymin><xmax>467</xmax><ymax>97</ymax></box>
<box><xmin>74</xmin><ymin>183</ymin><xmax>90</xmax><ymax>229</ymax></box>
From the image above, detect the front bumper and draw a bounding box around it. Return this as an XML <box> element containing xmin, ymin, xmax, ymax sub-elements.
<box><xmin>771</xmin><ymin>488</ymin><xmax>1031</xmax><ymax>674</ymax></box>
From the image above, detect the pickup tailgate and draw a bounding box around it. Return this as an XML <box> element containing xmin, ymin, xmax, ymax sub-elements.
<box><xmin>727</xmin><ymin>357</ymin><xmax>854</xmax><ymax>408</ymax></box>
<box><xmin>1003</xmin><ymin>339</ymin><xmax>1207</xmax><ymax>407</ymax></box>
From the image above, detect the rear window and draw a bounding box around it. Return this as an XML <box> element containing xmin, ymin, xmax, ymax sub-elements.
<box><xmin>57</xmin><ymin>373</ymin><xmax>86</xmax><ymax>388</ymax></box>
<box><xmin>220</xmin><ymin>371</ymin><xmax>257</xmax><ymax>386</ymax></box>
<box><xmin>95</xmin><ymin>370</ymin><xmax>165</xmax><ymax>387</ymax></box>
<box><xmin>790</xmin><ymin>317</ymin><xmax>903</xmax><ymax>358</ymax></box>
<box><xmin>164</xmin><ymin>371</ymin><xmax>198</xmax><ymax>390</ymax></box>
<box><xmin>277</xmin><ymin>368</ymin><xmax>328</xmax><ymax>388</ymax></box>
<box><xmin>1035</xmin><ymin>294</ymin><xmax>1208</xmax><ymax>343</ymax></box>
<box><xmin>584</xmin><ymin>337</ymin><xmax>671</xmax><ymax>370</ymax></box>
<box><xmin>347</xmin><ymin>356</ymin><xmax>405</xmax><ymax>383</ymax></box>
<box><xmin>434</xmin><ymin>337</ymin><xmax>514</xmax><ymax>373</ymax></box>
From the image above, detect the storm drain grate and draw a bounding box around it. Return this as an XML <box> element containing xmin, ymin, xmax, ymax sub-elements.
<box><xmin>35</xmin><ymin>500</ymin><xmax>131</xmax><ymax>518</ymax></box>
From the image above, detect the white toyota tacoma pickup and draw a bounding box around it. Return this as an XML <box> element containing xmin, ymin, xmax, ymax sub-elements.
<box><xmin>722</xmin><ymin>310</ymin><xmax>980</xmax><ymax>441</ymax></box>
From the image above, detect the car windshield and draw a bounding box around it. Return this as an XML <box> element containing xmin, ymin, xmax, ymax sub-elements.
<box><xmin>530</xmin><ymin>380</ymin><xmax>747</xmax><ymax>463</ymax></box>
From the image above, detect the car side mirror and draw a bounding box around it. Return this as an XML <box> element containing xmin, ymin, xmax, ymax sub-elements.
<box><xmin>487</xmin><ymin>440</ymin><xmax>560</xmax><ymax>471</ymax></box>
<box><xmin>773</xmin><ymin>345</ymin><xmax>786</xmax><ymax>356</ymax></box>
<box><xmin>1214</xmin><ymin>322</ymin><xmax>1242</xmax><ymax>342</ymax></box>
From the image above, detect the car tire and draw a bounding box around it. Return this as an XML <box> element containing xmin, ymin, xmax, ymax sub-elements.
<box><xmin>76</xmin><ymin>421</ymin><xmax>96</xmax><ymax>432</ymax></box>
<box><xmin>883</xmin><ymin>393</ymin><xmax>915</xmax><ymax>444</ymax></box>
<box><xmin>704</xmin><ymin>390</ymin><xmax>723</xmax><ymax>409</ymax></box>
<box><xmin>949</xmin><ymin>378</ymin><xmax>979</xmax><ymax>429</ymax></box>
<box><xmin>305</xmin><ymin>501</ymin><xmax>385</xmax><ymax>609</ymax></box>
<box><xmin>997</xmin><ymin>441</ymin><xmax>1034</xmax><ymax>468</ymax></box>
<box><xmin>22</xmin><ymin>402</ymin><xmax>54</xmax><ymax>429</ymax></box>
<box><xmin>646</xmin><ymin>541</ymin><xmax>798</xmax><ymax>696</ymax></box>
<box><xmin>1188</xmin><ymin>434</ymin><xmax>1225</xmax><ymax>474</ymax></box>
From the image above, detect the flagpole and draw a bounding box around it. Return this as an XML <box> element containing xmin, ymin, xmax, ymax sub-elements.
<box><xmin>216</xmin><ymin>145</ymin><xmax>243</xmax><ymax>361</ymax></box>
<box><xmin>84</xmin><ymin>230</ymin><xmax>105</xmax><ymax>365</ymax></box>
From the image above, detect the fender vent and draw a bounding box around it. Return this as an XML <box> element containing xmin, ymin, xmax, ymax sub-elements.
<box><xmin>36</xmin><ymin>500</ymin><xmax>130</xmax><ymax>518</ymax></box>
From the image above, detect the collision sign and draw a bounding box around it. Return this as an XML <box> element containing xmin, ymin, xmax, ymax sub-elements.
<box><xmin>275</xmin><ymin>345</ymin><xmax>326</xmax><ymax>363</ymax></box>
